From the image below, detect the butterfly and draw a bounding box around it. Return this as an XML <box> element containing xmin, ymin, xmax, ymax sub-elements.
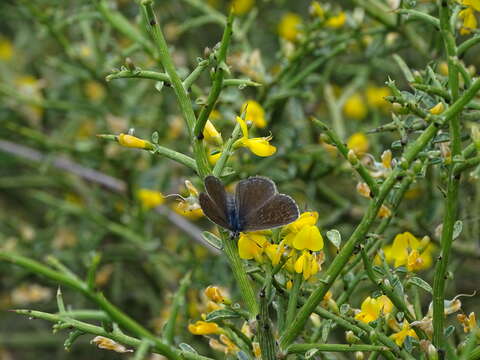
<box><xmin>199</xmin><ymin>175</ymin><xmax>300</xmax><ymax>237</ymax></box>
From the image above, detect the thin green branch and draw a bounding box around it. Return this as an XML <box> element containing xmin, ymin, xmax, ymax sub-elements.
<box><xmin>287</xmin><ymin>343</ymin><xmax>389</xmax><ymax>354</ymax></box>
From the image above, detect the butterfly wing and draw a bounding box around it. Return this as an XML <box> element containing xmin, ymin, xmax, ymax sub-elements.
<box><xmin>199</xmin><ymin>176</ymin><xmax>231</xmax><ymax>230</ymax></box>
<box><xmin>241</xmin><ymin>193</ymin><xmax>299</xmax><ymax>232</ymax></box>
<box><xmin>235</xmin><ymin>176</ymin><xmax>277</xmax><ymax>221</ymax></box>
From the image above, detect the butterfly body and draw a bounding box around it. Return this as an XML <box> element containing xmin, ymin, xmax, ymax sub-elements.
<box><xmin>199</xmin><ymin>175</ymin><xmax>299</xmax><ymax>237</ymax></box>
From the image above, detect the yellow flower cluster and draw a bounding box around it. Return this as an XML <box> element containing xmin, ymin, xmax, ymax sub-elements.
<box><xmin>238</xmin><ymin>211</ymin><xmax>324</xmax><ymax>280</ymax></box>
<box><xmin>459</xmin><ymin>0</ymin><xmax>480</xmax><ymax>35</ymax></box>
<box><xmin>382</xmin><ymin>232</ymin><xmax>435</xmax><ymax>272</ymax></box>
<box><xmin>355</xmin><ymin>295</ymin><xmax>393</xmax><ymax>323</ymax></box>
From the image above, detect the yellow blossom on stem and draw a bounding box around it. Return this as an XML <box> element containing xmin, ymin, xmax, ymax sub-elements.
<box><xmin>264</xmin><ymin>242</ymin><xmax>285</xmax><ymax>266</ymax></box>
<box><xmin>174</xmin><ymin>202</ymin><xmax>204</xmax><ymax>220</ymax></box>
<box><xmin>310</xmin><ymin>1</ymin><xmax>325</xmax><ymax>18</ymax></box>
<box><xmin>325</xmin><ymin>12</ymin><xmax>346</xmax><ymax>28</ymax></box>
<box><xmin>356</xmin><ymin>182</ymin><xmax>371</xmax><ymax>198</ymax></box>
<box><xmin>204</xmin><ymin>286</ymin><xmax>230</xmax><ymax>304</ymax></box>
<box><xmin>118</xmin><ymin>133</ymin><xmax>149</xmax><ymax>149</ymax></box>
<box><xmin>429</xmin><ymin>102</ymin><xmax>445</xmax><ymax>115</ymax></box>
<box><xmin>238</xmin><ymin>232</ymin><xmax>269</xmax><ymax>261</ymax></box>
<box><xmin>203</xmin><ymin>120</ymin><xmax>223</xmax><ymax>146</ymax></box>
<box><xmin>382</xmin><ymin>232</ymin><xmax>435</xmax><ymax>271</ymax></box>
<box><xmin>457</xmin><ymin>312</ymin><xmax>477</xmax><ymax>333</ymax></box>
<box><xmin>343</xmin><ymin>93</ymin><xmax>367</xmax><ymax>120</ymax></box>
<box><xmin>292</xmin><ymin>225</ymin><xmax>324</xmax><ymax>251</ymax></box>
<box><xmin>390</xmin><ymin>321</ymin><xmax>418</xmax><ymax>346</ymax></box>
<box><xmin>366</xmin><ymin>86</ymin><xmax>391</xmax><ymax>109</ymax></box>
<box><xmin>459</xmin><ymin>6</ymin><xmax>477</xmax><ymax>35</ymax></box>
<box><xmin>242</xmin><ymin>100</ymin><xmax>266</xmax><ymax>128</ymax></box>
<box><xmin>208</xmin><ymin>151</ymin><xmax>222</xmax><ymax>165</ymax></box>
<box><xmin>294</xmin><ymin>250</ymin><xmax>319</xmax><ymax>280</ymax></box>
<box><xmin>234</xmin><ymin>116</ymin><xmax>276</xmax><ymax>156</ymax></box>
<box><xmin>347</xmin><ymin>132</ymin><xmax>370</xmax><ymax>155</ymax></box>
<box><xmin>355</xmin><ymin>295</ymin><xmax>394</xmax><ymax>323</ymax></box>
<box><xmin>283</xmin><ymin>211</ymin><xmax>319</xmax><ymax>245</ymax></box>
<box><xmin>278</xmin><ymin>13</ymin><xmax>303</xmax><ymax>42</ymax></box>
<box><xmin>0</xmin><ymin>37</ymin><xmax>13</xmax><ymax>61</ymax></box>
<box><xmin>188</xmin><ymin>320</ymin><xmax>222</xmax><ymax>335</ymax></box>
<box><xmin>91</xmin><ymin>336</ymin><xmax>133</xmax><ymax>353</ymax></box>
<box><xmin>377</xmin><ymin>205</ymin><xmax>392</xmax><ymax>219</ymax></box>
<box><xmin>381</xmin><ymin>150</ymin><xmax>393</xmax><ymax>169</ymax></box>
<box><xmin>137</xmin><ymin>189</ymin><xmax>165</xmax><ymax>210</ymax></box>
<box><xmin>230</xmin><ymin>0</ymin><xmax>254</xmax><ymax>15</ymax></box>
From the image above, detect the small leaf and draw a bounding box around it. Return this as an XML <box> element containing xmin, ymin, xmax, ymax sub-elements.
<box><xmin>305</xmin><ymin>349</ymin><xmax>319</xmax><ymax>359</ymax></box>
<box><xmin>321</xmin><ymin>320</ymin><xmax>332</xmax><ymax>342</ymax></box>
<box><xmin>201</xmin><ymin>231</ymin><xmax>223</xmax><ymax>250</ymax></box>
<box><xmin>340</xmin><ymin>303</ymin><xmax>350</xmax><ymax>315</ymax></box>
<box><xmin>179</xmin><ymin>343</ymin><xmax>197</xmax><ymax>353</ymax></box>
<box><xmin>444</xmin><ymin>325</ymin><xmax>455</xmax><ymax>337</ymax></box>
<box><xmin>453</xmin><ymin>220</ymin><xmax>463</xmax><ymax>240</ymax></box>
<box><xmin>396</xmin><ymin>312</ymin><xmax>405</xmax><ymax>322</ymax></box>
<box><xmin>155</xmin><ymin>81</ymin><xmax>164</xmax><ymax>92</ymax></box>
<box><xmin>220</xmin><ymin>167</ymin><xmax>235</xmax><ymax>177</ymax></box>
<box><xmin>236</xmin><ymin>351</ymin><xmax>250</xmax><ymax>360</ymax></box>
<box><xmin>151</xmin><ymin>131</ymin><xmax>159</xmax><ymax>144</ymax></box>
<box><xmin>404</xmin><ymin>335</ymin><xmax>413</xmax><ymax>353</ymax></box>
<box><xmin>205</xmin><ymin>309</ymin><xmax>240</xmax><ymax>322</ymax></box>
<box><xmin>326</xmin><ymin>229</ymin><xmax>341</xmax><ymax>249</ymax></box>
<box><xmin>407</xmin><ymin>277</ymin><xmax>432</xmax><ymax>294</ymax></box>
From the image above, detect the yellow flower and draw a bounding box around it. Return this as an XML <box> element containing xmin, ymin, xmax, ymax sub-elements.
<box><xmin>457</xmin><ymin>312</ymin><xmax>477</xmax><ymax>333</ymax></box>
<box><xmin>137</xmin><ymin>189</ymin><xmax>165</xmax><ymax>210</ymax></box>
<box><xmin>390</xmin><ymin>321</ymin><xmax>418</xmax><ymax>346</ymax></box>
<box><xmin>203</xmin><ymin>120</ymin><xmax>223</xmax><ymax>146</ymax></box>
<box><xmin>429</xmin><ymin>102</ymin><xmax>445</xmax><ymax>115</ymax></box>
<box><xmin>343</xmin><ymin>93</ymin><xmax>367</xmax><ymax>120</ymax></box>
<box><xmin>174</xmin><ymin>202</ymin><xmax>204</xmax><ymax>220</ymax></box>
<box><xmin>310</xmin><ymin>1</ymin><xmax>325</xmax><ymax>18</ymax></box>
<box><xmin>231</xmin><ymin>0</ymin><xmax>254</xmax><ymax>15</ymax></box>
<box><xmin>355</xmin><ymin>296</ymin><xmax>394</xmax><ymax>323</ymax></box>
<box><xmin>294</xmin><ymin>251</ymin><xmax>319</xmax><ymax>280</ymax></box>
<box><xmin>238</xmin><ymin>232</ymin><xmax>269</xmax><ymax>261</ymax></box>
<box><xmin>208</xmin><ymin>151</ymin><xmax>222</xmax><ymax>165</ymax></box>
<box><xmin>84</xmin><ymin>81</ymin><xmax>106</xmax><ymax>102</ymax></box>
<box><xmin>91</xmin><ymin>336</ymin><xmax>132</xmax><ymax>353</ymax></box>
<box><xmin>356</xmin><ymin>182</ymin><xmax>371</xmax><ymax>198</ymax></box>
<box><xmin>118</xmin><ymin>133</ymin><xmax>149</xmax><ymax>149</ymax></box>
<box><xmin>292</xmin><ymin>225</ymin><xmax>324</xmax><ymax>251</ymax></box>
<box><xmin>278</xmin><ymin>13</ymin><xmax>303</xmax><ymax>42</ymax></box>
<box><xmin>204</xmin><ymin>286</ymin><xmax>230</xmax><ymax>304</ymax></box>
<box><xmin>264</xmin><ymin>242</ymin><xmax>286</xmax><ymax>266</ymax></box>
<box><xmin>366</xmin><ymin>86</ymin><xmax>391</xmax><ymax>109</ymax></box>
<box><xmin>325</xmin><ymin>12</ymin><xmax>346</xmax><ymax>28</ymax></box>
<box><xmin>347</xmin><ymin>132</ymin><xmax>369</xmax><ymax>155</ymax></box>
<box><xmin>459</xmin><ymin>6</ymin><xmax>477</xmax><ymax>35</ymax></box>
<box><xmin>283</xmin><ymin>211</ymin><xmax>320</xmax><ymax>247</ymax></box>
<box><xmin>382</xmin><ymin>232</ymin><xmax>435</xmax><ymax>271</ymax></box>
<box><xmin>209</xmin><ymin>334</ymin><xmax>239</xmax><ymax>354</ymax></box>
<box><xmin>0</xmin><ymin>37</ymin><xmax>13</xmax><ymax>61</ymax></box>
<box><xmin>188</xmin><ymin>320</ymin><xmax>222</xmax><ymax>335</ymax></box>
<box><xmin>242</xmin><ymin>100</ymin><xmax>266</xmax><ymax>128</ymax></box>
<box><xmin>234</xmin><ymin>116</ymin><xmax>276</xmax><ymax>156</ymax></box>
<box><xmin>377</xmin><ymin>205</ymin><xmax>392</xmax><ymax>219</ymax></box>
<box><xmin>381</xmin><ymin>150</ymin><xmax>392</xmax><ymax>169</ymax></box>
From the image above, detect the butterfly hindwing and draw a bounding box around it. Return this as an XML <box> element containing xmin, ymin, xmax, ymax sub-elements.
<box><xmin>235</xmin><ymin>176</ymin><xmax>277</xmax><ymax>221</ymax></box>
<box><xmin>242</xmin><ymin>193</ymin><xmax>300</xmax><ymax>232</ymax></box>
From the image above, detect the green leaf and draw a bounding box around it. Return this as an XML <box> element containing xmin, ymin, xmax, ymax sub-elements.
<box><xmin>305</xmin><ymin>349</ymin><xmax>320</xmax><ymax>359</ymax></box>
<box><xmin>179</xmin><ymin>343</ymin><xmax>197</xmax><ymax>353</ymax></box>
<box><xmin>453</xmin><ymin>220</ymin><xmax>463</xmax><ymax>240</ymax></box>
<box><xmin>151</xmin><ymin>131</ymin><xmax>159</xmax><ymax>144</ymax></box>
<box><xmin>407</xmin><ymin>276</ymin><xmax>433</xmax><ymax>293</ymax></box>
<box><xmin>321</xmin><ymin>320</ymin><xmax>332</xmax><ymax>342</ymax></box>
<box><xmin>326</xmin><ymin>229</ymin><xmax>341</xmax><ymax>249</ymax></box>
<box><xmin>205</xmin><ymin>309</ymin><xmax>240</xmax><ymax>322</ymax></box>
<box><xmin>154</xmin><ymin>81</ymin><xmax>164</xmax><ymax>92</ymax></box>
<box><xmin>444</xmin><ymin>325</ymin><xmax>455</xmax><ymax>337</ymax></box>
<box><xmin>201</xmin><ymin>231</ymin><xmax>223</xmax><ymax>250</ymax></box>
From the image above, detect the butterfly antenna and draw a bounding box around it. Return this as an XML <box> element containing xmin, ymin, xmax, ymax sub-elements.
<box><xmin>163</xmin><ymin>193</ymin><xmax>188</xmax><ymax>202</ymax></box>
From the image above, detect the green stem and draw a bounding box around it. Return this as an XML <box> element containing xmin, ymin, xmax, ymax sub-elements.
<box><xmin>313</xmin><ymin>118</ymin><xmax>379</xmax><ymax>196</ymax></box>
<box><xmin>285</xmin><ymin>273</ymin><xmax>302</xmax><ymax>327</ymax></box>
<box><xmin>433</xmin><ymin>0</ymin><xmax>462</xmax><ymax>349</ymax></box>
<box><xmin>258</xmin><ymin>269</ymin><xmax>276</xmax><ymax>360</ymax></box>
<box><xmin>193</xmin><ymin>12</ymin><xmax>234</xmax><ymax>138</ymax></box>
<box><xmin>163</xmin><ymin>272</ymin><xmax>191</xmax><ymax>344</ymax></box>
<box><xmin>212</xmin><ymin>122</ymin><xmax>242</xmax><ymax>177</ymax></box>
<box><xmin>222</xmin><ymin>233</ymin><xmax>259</xmax><ymax>316</ymax></box>
<box><xmin>0</xmin><ymin>252</ymin><xmax>182</xmax><ymax>360</ymax></box>
<box><xmin>141</xmin><ymin>0</ymin><xmax>210</xmax><ymax>177</ymax></box>
<box><xmin>106</xmin><ymin>69</ymin><xmax>170</xmax><ymax>83</ymax></box>
<box><xmin>287</xmin><ymin>343</ymin><xmax>388</xmax><ymax>354</ymax></box>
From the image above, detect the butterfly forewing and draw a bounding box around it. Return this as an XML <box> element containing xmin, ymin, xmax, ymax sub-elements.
<box><xmin>242</xmin><ymin>194</ymin><xmax>300</xmax><ymax>231</ymax></box>
<box><xmin>235</xmin><ymin>176</ymin><xmax>277</xmax><ymax>221</ymax></box>
<box><xmin>199</xmin><ymin>192</ymin><xmax>230</xmax><ymax>229</ymax></box>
